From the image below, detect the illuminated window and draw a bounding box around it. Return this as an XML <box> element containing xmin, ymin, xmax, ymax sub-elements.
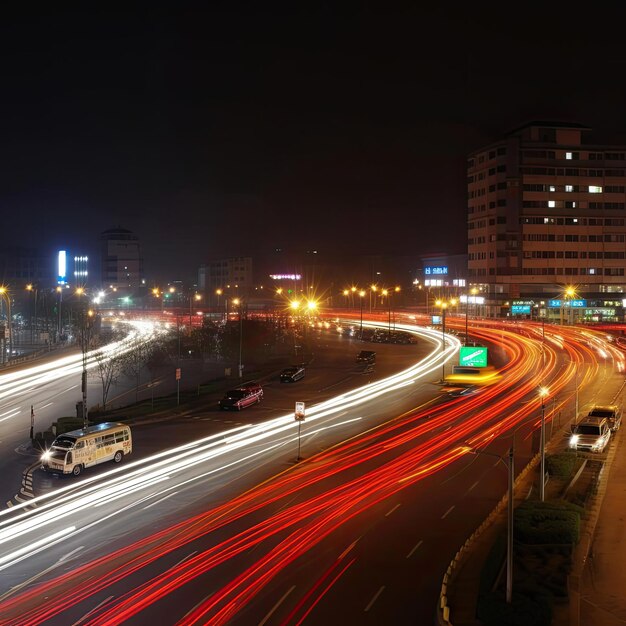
<box><xmin>566</xmin><ymin>152</ymin><xmax>573</xmax><ymax>160</ymax></box>
<box><xmin>549</xmin><ymin>185</ymin><xmax>556</xmax><ymax>192</ymax></box>
<box><xmin>589</xmin><ymin>185</ymin><xmax>603</xmax><ymax>193</ymax></box>
<box><xmin>548</xmin><ymin>200</ymin><xmax>556</xmax><ymax>208</ymax></box>
<box><xmin>565</xmin><ymin>185</ymin><xmax>574</xmax><ymax>192</ymax></box>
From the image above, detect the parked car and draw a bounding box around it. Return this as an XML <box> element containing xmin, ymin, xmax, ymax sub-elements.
<box><xmin>280</xmin><ymin>366</ymin><xmax>306</xmax><ymax>383</ymax></box>
<box><xmin>219</xmin><ymin>387</ymin><xmax>262</xmax><ymax>411</ymax></box>
<box><xmin>586</xmin><ymin>405</ymin><xmax>621</xmax><ymax>432</ymax></box>
<box><xmin>356</xmin><ymin>350</ymin><xmax>376</xmax><ymax>363</ymax></box>
<box><xmin>239</xmin><ymin>381</ymin><xmax>264</xmax><ymax>399</ymax></box>
<box><xmin>569</xmin><ymin>417</ymin><xmax>611</xmax><ymax>453</ymax></box>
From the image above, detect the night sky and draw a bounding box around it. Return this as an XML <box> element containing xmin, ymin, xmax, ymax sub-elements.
<box><xmin>3</xmin><ymin>5</ymin><xmax>626</xmax><ymax>281</ymax></box>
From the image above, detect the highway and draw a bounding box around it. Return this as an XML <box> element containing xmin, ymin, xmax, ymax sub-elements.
<box><xmin>0</xmin><ymin>317</ymin><xmax>622</xmax><ymax>624</ymax></box>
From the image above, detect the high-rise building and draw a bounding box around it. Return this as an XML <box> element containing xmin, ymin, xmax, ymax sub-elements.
<box><xmin>73</xmin><ymin>255</ymin><xmax>89</xmax><ymax>286</ymax></box>
<box><xmin>468</xmin><ymin>121</ymin><xmax>626</xmax><ymax>321</ymax></box>
<box><xmin>198</xmin><ymin>257</ymin><xmax>252</xmax><ymax>305</ymax></box>
<box><xmin>100</xmin><ymin>227</ymin><xmax>143</xmax><ymax>291</ymax></box>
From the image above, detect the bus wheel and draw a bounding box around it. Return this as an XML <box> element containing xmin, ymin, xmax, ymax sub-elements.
<box><xmin>72</xmin><ymin>464</ymin><xmax>82</xmax><ymax>476</ymax></box>
<box><xmin>114</xmin><ymin>451</ymin><xmax>123</xmax><ymax>463</ymax></box>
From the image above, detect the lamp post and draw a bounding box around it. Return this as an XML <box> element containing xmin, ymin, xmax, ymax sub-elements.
<box><xmin>370</xmin><ymin>284</ymin><xmax>377</xmax><ymax>313</ymax></box>
<box><xmin>382</xmin><ymin>289</ymin><xmax>390</xmax><ymax>336</ymax></box>
<box><xmin>470</xmin><ymin>446</ymin><xmax>514</xmax><ymax>603</ymax></box>
<box><xmin>539</xmin><ymin>386</ymin><xmax>549</xmax><ymax>502</ymax></box>
<box><xmin>392</xmin><ymin>286</ymin><xmax>400</xmax><ymax>330</ymax></box>
<box><xmin>436</xmin><ymin>298</ymin><xmax>456</xmax><ymax>382</ymax></box>
<box><xmin>56</xmin><ymin>286</ymin><xmax>63</xmax><ymax>340</ymax></box>
<box><xmin>435</xmin><ymin>299</ymin><xmax>448</xmax><ymax>382</ymax></box>
<box><xmin>465</xmin><ymin>287</ymin><xmax>478</xmax><ymax>346</ymax></box>
<box><xmin>0</xmin><ymin>287</ymin><xmax>13</xmax><ymax>359</ymax></box>
<box><xmin>215</xmin><ymin>288</ymin><xmax>223</xmax><ymax>320</ymax></box>
<box><xmin>233</xmin><ymin>298</ymin><xmax>243</xmax><ymax>378</ymax></box>
<box><xmin>359</xmin><ymin>289</ymin><xmax>365</xmax><ymax>338</ymax></box>
<box><xmin>189</xmin><ymin>292</ymin><xmax>201</xmax><ymax>329</ymax></box>
<box><xmin>26</xmin><ymin>284</ymin><xmax>38</xmax><ymax>345</ymax></box>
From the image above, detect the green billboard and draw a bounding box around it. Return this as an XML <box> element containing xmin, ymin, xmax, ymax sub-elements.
<box><xmin>459</xmin><ymin>346</ymin><xmax>488</xmax><ymax>368</ymax></box>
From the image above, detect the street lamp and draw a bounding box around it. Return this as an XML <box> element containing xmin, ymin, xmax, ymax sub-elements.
<box><xmin>26</xmin><ymin>284</ymin><xmax>38</xmax><ymax>345</ymax></box>
<box><xmin>189</xmin><ymin>292</ymin><xmax>202</xmax><ymax>328</ymax></box>
<box><xmin>56</xmin><ymin>286</ymin><xmax>63</xmax><ymax>340</ymax></box>
<box><xmin>465</xmin><ymin>287</ymin><xmax>478</xmax><ymax>346</ymax></box>
<box><xmin>370</xmin><ymin>284</ymin><xmax>377</xmax><ymax>313</ymax></box>
<box><xmin>0</xmin><ymin>286</ymin><xmax>12</xmax><ymax>360</ymax></box>
<box><xmin>358</xmin><ymin>289</ymin><xmax>366</xmax><ymax>338</ymax></box>
<box><xmin>435</xmin><ymin>298</ymin><xmax>456</xmax><ymax>382</ymax></box>
<box><xmin>539</xmin><ymin>386</ymin><xmax>550</xmax><ymax>502</ymax></box>
<box><xmin>469</xmin><ymin>446</ymin><xmax>514</xmax><ymax>604</ymax></box>
<box><xmin>233</xmin><ymin>298</ymin><xmax>243</xmax><ymax>378</ymax></box>
<box><xmin>215</xmin><ymin>288</ymin><xmax>223</xmax><ymax>320</ymax></box>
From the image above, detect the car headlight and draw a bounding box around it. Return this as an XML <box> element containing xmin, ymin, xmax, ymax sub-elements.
<box><xmin>592</xmin><ymin>438</ymin><xmax>603</xmax><ymax>450</ymax></box>
<box><xmin>569</xmin><ymin>435</ymin><xmax>579</xmax><ymax>446</ymax></box>
<box><xmin>41</xmin><ymin>451</ymin><xmax>51</xmax><ymax>462</ymax></box>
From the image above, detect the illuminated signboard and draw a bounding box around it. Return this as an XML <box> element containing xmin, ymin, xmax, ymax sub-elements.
<box><xmin>424</xmin><ymin>266</ymin><xmax>448</xmax><ymax>275</ymax></box>
<box><xmin>57</xmin><ymin>250</ymin><xmax>67</xmax><ymax>285</ymax></box>
<box><xmin>431</xmin><ymin>315</ymin><xmax>442</xmax><ymax>325</ymax></box>
<box><xmin>459</xmin><ymin>346</ymin><xmax>488</xmax><ymax>368</ymax></box>
<box><xmin>548</xmin><ymin>299</ymin><xmax>587</xmax><ymax>308</ymax></box>
<box><xmin>511</xmin><ymin>305</ymin><xmax>531</xmax><ymax>315</ymax></box>
<box><xmin>269</xmin><ymin>274</ymin><xmax>302</xmax><ymax>280</ymax></box>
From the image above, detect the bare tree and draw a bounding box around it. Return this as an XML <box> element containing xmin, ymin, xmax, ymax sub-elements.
<box><xmin>91</xmin><ymin>332</ymin><xmax>125</xmax><ymax>412</ymax></box>
<box><xmin>120</xmin><ymin>339</ymin><xmax>155</xmax><ymax>403</ymax></box>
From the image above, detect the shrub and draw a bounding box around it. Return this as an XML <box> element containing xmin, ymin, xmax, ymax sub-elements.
<box><xmin>546</xmin><ymin>452</ymin><xmax>578</xmax><ymax>478</ymax></box>
<box><xmin>477</xmin><ymin>584</ymin><xmax>552</xmax><ymax>626</ymax></box>
<box><xmin>515</xmin><ymin>500</ymin><xmax>582</xmax><ymax>545</ymax></box>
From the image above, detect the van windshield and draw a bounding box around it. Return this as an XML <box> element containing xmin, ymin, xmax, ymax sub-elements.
<box><xmin>52</xmin><ymin>436</ymin><xmax>77</xmax><ymax>449</ymax></box>
<box><xmin>589</xmin><ymin>410</ymin><xmax>614</xmax><ymax>418</ymax></box>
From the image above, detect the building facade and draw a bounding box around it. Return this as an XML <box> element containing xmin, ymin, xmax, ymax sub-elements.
<box><xmin>100</xmin><ymin>227</ymin><xmax>143</xmax><ymax>291</ymax></box>
<box><xmin>198</xmin><ymin>256</ymin><xmax>253</xmax><ymax>305</ymax></box>
<box><xmin>468</xmin><ymin>121</ymin><xmax>626</xmax><ymax>321</ymax></box>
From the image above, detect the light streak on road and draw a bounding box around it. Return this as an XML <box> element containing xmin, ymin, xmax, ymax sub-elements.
<box><xmin>0</xmin><ymin>319</ymin><xmax>616</xmax><ymax>625</ymax></box>
<box><xmin>0</xmin><ymin>320</ymin><xmax>166</xmax><ymax>405</ymax></box>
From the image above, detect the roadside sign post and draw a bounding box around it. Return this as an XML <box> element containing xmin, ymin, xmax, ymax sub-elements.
<box><xmin>30</xmin><ymin>405</ymin><xmax>34</xmax><ymax>440</ymax></box>
<box><xmin>295</xmin><ymin>401</ymin><xmax>305</xmax><ymax>461</ymax></box>
<box><xmin>176</xmin><ymin>368</ymin><xmax>181</xmax><ymax>406</ymax></box>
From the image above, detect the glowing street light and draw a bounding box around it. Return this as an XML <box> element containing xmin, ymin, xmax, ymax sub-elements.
<box><xmin>358</xmin><ymin>289</ymin><xmax>366</xmax><ymax>337</ymax></box>
<box><xmin>435</xmin><ymin>298</ymin><xmax>456</xmax><ymax>382</ymax></box>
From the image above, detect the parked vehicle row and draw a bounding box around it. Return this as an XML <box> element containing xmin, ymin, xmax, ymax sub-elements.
<box><xmin>569</xmin><ymin>404</ymin><xmax>621</xmax><ymax>453</ymax></box>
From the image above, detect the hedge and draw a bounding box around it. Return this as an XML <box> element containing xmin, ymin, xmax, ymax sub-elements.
<box><xmin>515</xmin><ymin>500</ymin><xmax>583</xmax><ymax>545</ymax></box>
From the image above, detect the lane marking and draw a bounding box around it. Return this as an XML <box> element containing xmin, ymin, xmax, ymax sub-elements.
<box><xmin>143</xmin><ymin>491</ymin><xmax>177</xmax><ymax>510</ymax></box>
<box><xmin>467</xmin><ymin>480</ymin><xmax>480</xmax><ymax>492</ymax></box>
<box><xmin>173</xmin><ymin>551</ymin><xmax>197</xmax><ymax>569</ymax></box>
<box><xmin>364</xmin><ymin>586</ymin><xmax>385</xmax><ymax>612</ymax></box>
<box><xmin>441</xmin><ymin>505</ymin><xmax>455</xmax><ymax>519</ymax></box>
<box><xmin>71</xmin><ymin>595</ymin><xmax>114</xmax><ymax>626</ymax></box>
<box><xmin>385</xmin><ymin>503</ymin><xmax>401</xmax><ymax>517</ymax></box>
<box><xmin>258</xmin><ymin>585</ymin><xmax>296</xmax><ymax>626</ymax></box>
<box><xmin>406</xmin><ymin>539</ymin><xmax>423</xmax><ymax>559</ymax></box>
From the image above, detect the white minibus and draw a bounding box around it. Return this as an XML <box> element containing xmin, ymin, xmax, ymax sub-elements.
<box><xmin>41</xmin><ymin>422</ymin><xmax>132</xmax><ymax>476</ymax></box>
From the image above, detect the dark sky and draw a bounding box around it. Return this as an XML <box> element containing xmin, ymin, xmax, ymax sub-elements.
<box><xmin>3</xmin><ymin>4</ymin><xmax>626</xmax><ymax>281</ymax></box>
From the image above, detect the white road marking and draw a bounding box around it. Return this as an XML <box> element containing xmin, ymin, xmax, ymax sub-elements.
<box><xmin>71</xmin><ymin>595</ymin><xmax>114</xmax><ymax>626</ymax></box>
<box><xmin>441</xmin><ymin>505</ymin><xmax>455</xmax><ymax>519</ymax></box>
<box><xmin>143</xmin><ymin>491</ymin><xmax>177</xmax><ymax>510</ymax></box>
<box><xmin>173</xmin><ymin>551</ymin><xmax>197</xmax><ymax>569</ymax></box>
<box><xmin>467</xmin><ymin>480</ymin><xmax>480</xmax><ymax>492</ymax></box>
<box><xmin>364</xmin><ymin>586</ymin><xmax>385</xmax><ymax>612</ymax></box>
<box><xmin>258</xmin><ymin>585</ymin><xmax>296</xmax><ymax>626</ymax></box>
<box><xmin>406</xmin><ymin>539</ymin><xmax>423</xmax><ymax>559</ymax></box>
<box><xmin>39</xmin><ymin>402</ymin><xmax>54</xmax><ymax>410</ymax></box>
<box><xmin>385</xmin><ymin>503</ymin><xmax>401</xmax><ymax>517</ymax></box>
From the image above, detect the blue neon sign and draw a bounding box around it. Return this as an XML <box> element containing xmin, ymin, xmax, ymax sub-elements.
<box><xmin>424</xmin><ymin>266</ymin><xmax>448</xmax><ymax>276</ymax></box>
